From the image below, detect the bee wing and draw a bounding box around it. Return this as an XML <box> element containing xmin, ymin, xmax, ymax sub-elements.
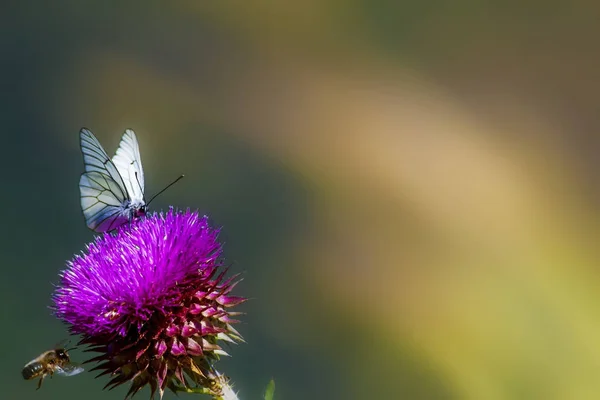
<box><xmin>56</xmin><ymin>364</ymin><xmax>84</xmax><ymax>377</ymax></box>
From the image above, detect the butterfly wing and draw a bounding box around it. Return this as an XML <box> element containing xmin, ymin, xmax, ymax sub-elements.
<box><xmin>80</xmin><ymin>128</ymin><xmax>127</xmax><ymax>182</ymax></box>
<box><xmin>79</xmin><ymin>128</ymin><xmax>131</xmax><ymax>232</ymax></box>
<box><xmin>56</xmin><ymin>364</ymin><xmax>84</xmax><ymax>377</ymax></box>
<box><xmin>79</xmin><ymin>171</ymin><xmax>130</xmax><ymax>232</ymax></box>
<box><xmin>112</xmin><ymin>129</ymin><xmax>145</xmax><ymax>205</ymax></box>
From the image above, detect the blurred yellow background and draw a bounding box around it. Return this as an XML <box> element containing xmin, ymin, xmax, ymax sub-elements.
<box><xmin>2</xmin><ymin>1</ymin><xmax>600</xmax><ymax>399</ymax></box>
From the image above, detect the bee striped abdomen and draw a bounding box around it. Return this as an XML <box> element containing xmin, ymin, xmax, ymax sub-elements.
<box><xmin>22</xmin><ymin>362</ymin><xmax>44</xmax><ymax>380</ymax></box>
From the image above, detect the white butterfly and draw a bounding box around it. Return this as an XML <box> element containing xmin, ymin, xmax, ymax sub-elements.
<box><xmin>79</xmin><ymin>128</ymin><xmax>147</xmax><ymax>232</ymax></box>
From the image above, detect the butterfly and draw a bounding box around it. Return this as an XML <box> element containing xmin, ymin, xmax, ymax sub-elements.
<box><xmin>78</xmin><ymin>128</ymin><xmax>148</xmax><ymax>232</ymax></box>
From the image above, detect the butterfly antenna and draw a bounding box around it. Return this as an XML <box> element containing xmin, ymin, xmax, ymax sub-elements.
<box><xmin>146</xmin><ymin>174</ymin><xmax>185</xmax><ymax>206</ymax></box>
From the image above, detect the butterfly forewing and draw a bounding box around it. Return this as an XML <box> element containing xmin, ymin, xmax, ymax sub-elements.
<box><xmin>112</xmin><ymin>129</ymin><xmax>145</xmax><ymax>204</ymax></box>
<box><xmin>80</xmin><ymin>128</ymin><xmax>128</xmax><ymax>186</ymax></box>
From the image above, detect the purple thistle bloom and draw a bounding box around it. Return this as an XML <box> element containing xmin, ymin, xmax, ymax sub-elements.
<box><xmin>53</xmin><ymin>209</ymin><xmax>245</xmax><ymax>399</ymax></box>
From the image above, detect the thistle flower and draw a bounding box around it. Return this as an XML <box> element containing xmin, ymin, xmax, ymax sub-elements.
<box><xmin>52</xmin><ymin>209</ymin><xmax>245</xmax><ymax>399</ymax></box>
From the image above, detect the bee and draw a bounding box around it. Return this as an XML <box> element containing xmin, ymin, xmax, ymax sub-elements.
<box><xmin>22</xmin><ymin>345</ymin><xmax>84</xmax><ymax>389</ymax></box>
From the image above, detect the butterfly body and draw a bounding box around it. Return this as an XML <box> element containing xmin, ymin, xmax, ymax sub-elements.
<box><xmin>79</xmin><ymin>128</ymin><xmax>146</xmax><ymax>232</ymax></box>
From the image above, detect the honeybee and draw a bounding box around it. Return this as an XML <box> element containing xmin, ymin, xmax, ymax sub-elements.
<box><xmin>22</xmin><ymin>346</ymin><xmax>84</xmax><ymax>389</ymax></box>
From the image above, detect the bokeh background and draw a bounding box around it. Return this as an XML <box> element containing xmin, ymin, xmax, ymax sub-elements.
<box><xmin>2</xmin><ymin>1</ymin><xmax>600</xmax><ymax>399</ymax></box>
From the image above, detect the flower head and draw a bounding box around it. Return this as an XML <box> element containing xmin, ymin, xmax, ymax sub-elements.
<box><xmin>53</xmin><ymin>209</ymin><xmax>245</xmax><ymax>398</ymax></box>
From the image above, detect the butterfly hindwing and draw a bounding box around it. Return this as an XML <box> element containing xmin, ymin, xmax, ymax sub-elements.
<box><xmin>79</xmin><ymin>171</ymin><xmax>129</xmax><ymax>232</ymax></box>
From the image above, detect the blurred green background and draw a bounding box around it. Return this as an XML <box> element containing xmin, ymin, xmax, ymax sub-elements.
<box><xmin>2</xmin><ymin>1</ymin><xmax>600</xmax><ymax>399</ymax></box>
